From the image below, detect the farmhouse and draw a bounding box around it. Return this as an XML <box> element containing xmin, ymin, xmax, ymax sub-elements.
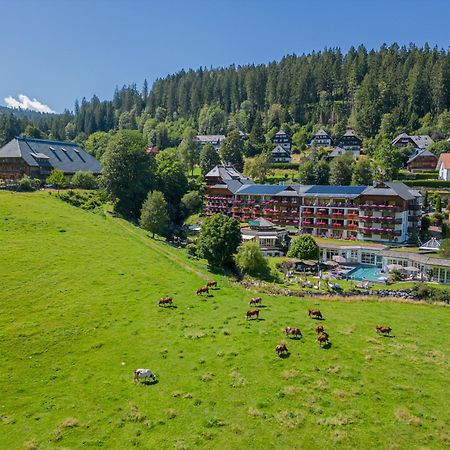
<box><xmin>0</xmin><ymin>137</ymin><xmax>101</xmax><ymax>181</ymax></box>
<box><xmin>406</xmin><ymin>149</ymin><xmax>438</xmax><ymax>172</ymax></box>
<box><xmin>194</xmin><ymin>135</ymin><xmax>225</xmax><ymax>150</ymax></box>
<box><xmin>336</xmin><ymin>129</ymin><xmax>362</xmax><ymax>151</ymax></box>
<box><xmin>310</xmin><ymin>129</ymin><xmax>332</xmax><ymax>147</ymax></box>
<box><xmin>271</xmin><ymin>144</ymin><xmax>291</xmax><ymax>163</ymax></box>
<box><xmin>271</xmin><ymin>129</ymin><xmax>292</xmax><ymax>152</ymax></box>
<box><xmin>436</xmin><ymin>153</ymin><xmax>450</xmax><ymax>181</ymax></box>
<box><xmin>392</xmin><ymin>133</ymin><xmax>434</xmax><ymax>149</ymax></box>
<box><xmin>325</xmin><ymin>147</ymin><xmax>360</xmax><ymax>162</ymax></box>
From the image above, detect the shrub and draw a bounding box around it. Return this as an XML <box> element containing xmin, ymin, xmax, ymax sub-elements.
<box><xmin>271</xmin><ymin>163</ymin><xmax>300</xmax><ymax>170</ymax></box>
<box><xmin>46</xmin><ymin>169</ymin><xmax>67</xmax><ymax>188</ymax></box>
<box><xmin>71</xmin><ymin>171</ymin><xmax>98</xmax><ymax>189</ymax></box>
<box><xmin>235</xmin><ymin>241</ymin><xmax>270</xmax><ymax>278</ymax></box>
<box><xmin>397</xmin><ymin>180</ymin><xmax>450</xmax><ymax>188</ymax></box>
<box><xmin>17</xmin><ymin>175</ymin><xmax>36</xmax><ymax>192</ymax></box>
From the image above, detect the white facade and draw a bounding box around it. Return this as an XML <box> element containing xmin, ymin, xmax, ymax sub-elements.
<box><xmin>437</xmin><ymin>161</ymin><xmax>450</xmax><ymax>181</ymax></box>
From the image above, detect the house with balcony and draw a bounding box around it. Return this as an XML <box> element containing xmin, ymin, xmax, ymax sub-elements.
<box><xmin>325</xmin><ymin>146</ymin><xmax>360</xmax><ymax>162</ymax></box>
<box><xmin>392</xmin><ymin>133</ymin><xmax>433</xmax><ymax>149</ymax></box>
<box><xmin>194</xmin><ymin>135</ymin><xmax>225</xmax><ymax>150</ymax></box>
<box><xmin>241</xmin><ymin>218</ymin><xmax>289</xmax><ymax>256</ymax></box>
<box><xmin>336</xmin><ymin>129</ymin><xmax>362</xmax><ymax>151</ymax></box>
<box><xmin>271</xmin><ymin>144</ymin><xmax>291</xmax><ymax>163</ymax></box>
<box><xmin>300</xmin><ymin>186</ymin><xmax>366</xmax><ymax>240</ymax></box>
<box><xmin>271</xmin><ymin>129</ymin><xmax>292</xmax><ymax>152</ymax></box>
<box><xmin>406</xmin><ymin>149</ymin><xmax>438</xmax><ymax>172</ymax></box>
<box><xmin>310</xmin><ymin>129</ymin><xmax>332</xmax><ymax>147</ymax></box>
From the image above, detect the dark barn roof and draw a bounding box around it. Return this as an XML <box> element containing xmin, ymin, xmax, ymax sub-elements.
<box><xmin>0</xmin><ymin>137</ymin><xmax>101</xmax><ymax>175</ymax></box>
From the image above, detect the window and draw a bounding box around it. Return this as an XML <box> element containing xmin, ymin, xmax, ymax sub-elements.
<box><xmin>361</xmin><ymin>252</ymin><xmax>376</xmax><ymax>265</ymax></box>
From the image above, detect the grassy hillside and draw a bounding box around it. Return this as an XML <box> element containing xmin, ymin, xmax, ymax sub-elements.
<box><xmin>0</xmin><ymin>192</ymin><xmax>449</xmax><ymax>450</ymax></box>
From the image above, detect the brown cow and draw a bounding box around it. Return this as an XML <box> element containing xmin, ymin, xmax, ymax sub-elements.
<box><xmin>316</xmin><ymin>325</ymin><xmax>325</xmax><ymax>334</ymax></box>
<box><xmin>284</xmin><ymin>327</ymin><xmax>303</xmax><ymax>339</ymax></box>
<box><xmin>196</xmin><ymin>286</ymin><xmax>209</xmax><ymax>295</ymax></box>
<box><xmin>317</xmin><ymin>332</ymin><xmax>329</xmax><ymax>346</ymax></box>
<box><xmin>276</xmin><ymin>343</ymin><xmax>288</xmax><ymax>357</ymax></box>
<box><xmin>249</xmin><ymin>297</ymin><xmax>262</xmax><ymax>306</ymax></box>
<box><xmin>376</xmin><ymin>325</ymin><xmax>392</xmax><ymax>336</ymax></box>
<box><xmin>207</xmin><ymin>280</ymin><xmax>217</xmax><ymax>288</ymax></box>
<box><xmin>245</xmin><ymin>309</ymin><xmax>260</xmax><ymax>320</ymax></box>
<box><xmin>308</xmin><ymin>308</ymin><xmax>323</xmax><ymax>319</ymax></box>
<box><xmin>158</xmin><ymin>297</ymin><xmax>173</xmax><ymax>306</ymax></box>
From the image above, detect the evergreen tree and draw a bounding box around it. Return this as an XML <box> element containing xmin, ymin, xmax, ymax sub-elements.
<box><xmin>199</xmin><ymin>143</ymin><xmax>220</xmax><ymax>175</ymax></box>
<box><xmin>219</xmin><ymin>130</ymin><xmax>244</xmax><ymax>171</ymax></box>
<box><xmin>178</xmin><ymin>127</ymin><xmax>200</xmax><ymax>175</ymax></box>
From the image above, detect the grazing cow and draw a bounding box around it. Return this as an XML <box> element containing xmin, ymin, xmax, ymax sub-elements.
<box><xmin>245</xmin><ymin>309</ymin><xmax>260</xmax><ymax>320</ymax></box>
<box><xmin>308</xmin><ymin>308</ymin><xmax>323</xmax><ymax>319</ymax></box>
<box><xmin>284</xmin><ymin>326</ymin><xmax>303</xmax><ymax>339</ymax></box>
<box><xmin>376</xmin><ymin>325</ymin><xmax>392</xmax><ymax>336</ymax></box>
<box><xmin>133</xmin><ymin>368</ymin><xmax>157</xmax><ymax>383</ymax></box>
<box><xmin>316</xmin><ymin>325</ymin><xmax>325</xmax><ymax>334</ymax></box>
<box><xmin>158</xmin><ymin>297</ymin><xmax>173</xmax><ymax>306</ymax></box>
<box><xmin>317</xmin><ymin>332</ymin><xmax>329</xmax><ymax>347</ymax></box>
<box><xmin>196</xmin><ymin>286</ymin><xmax>209</xmax><ymax>295</ymax></box>
<box><xmin>207</xmin><ymin>280</ymin><xmax>217</xmax><ymax>288</ymax></box>
<box><xmin>249</xmin><ymin>297</ymin><xmax>262</xmax><ymax>306</ymax></box>
<box><xmin>276</xmin><ymin>343</ymin><xmax>288</xmax><ymax>357</ymax></box>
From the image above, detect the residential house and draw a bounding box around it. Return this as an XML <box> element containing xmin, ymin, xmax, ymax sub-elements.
<box><xmin>271</xmin><ymin>144</ymin><xmax>291</xmax><ymax>163</ymax></box>
<box><xmin>0</xmin><ymin>137</ymin><xmax>101</xmax><ymax>181</ymax></box>
<box><xmin>194</xmin><ymin>135</ymin><xmax>225</xmax><ymax>150</ymax></box>
<box><xmin>336</xmin><ymin>129</ymin><xmax>362</xmax><ymax>151</ymax></box>
<box><xmin>392</xmin><ymin>133</ymin><xmax>433</xmax><ymax>149</ymax></box>
<box><xmin>406</xmin><ymin>149</ymin><xmax>438</xmax><ymax>172</ymax></box>
<box><xmin>272</xmin><ymin>129</ymin><xmax>292</xmax><ymax>152</ymax></box>
<box><xmin>436</xmin><ymin>153</ymin><xmax>450</xmax><ymax>181</ymax></box>
<box><xmin>310</xmin><ymin>129</ymin><xmax>332</xmax><ymax>147</ymax></box>
<box><xmin>325</xmin><ymin>147</ymin><xmax>360</xmax><ymax>162</ymax></box>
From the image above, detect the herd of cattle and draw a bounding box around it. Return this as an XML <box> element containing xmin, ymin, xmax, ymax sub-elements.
<box><xmin>135</xmin><ymin>281</ymin><xmax>393</xmax><ymax>383</ymax></box>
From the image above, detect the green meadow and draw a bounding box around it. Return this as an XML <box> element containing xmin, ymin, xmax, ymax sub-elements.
<box><xmin>0</xmin><ymin>192</ymin><xmax>449</xmax><ymax>449</ymax></box>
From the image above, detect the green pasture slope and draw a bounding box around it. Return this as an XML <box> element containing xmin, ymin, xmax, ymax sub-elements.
<box><xmin>0</xmin><ymin>192</ymin><xmax>449</xmax><ymax>450</ymax></box>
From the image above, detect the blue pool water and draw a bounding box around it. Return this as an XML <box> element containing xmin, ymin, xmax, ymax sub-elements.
<box><xmin>348</xmin><ymin>266</ymin><xmax>385</xmax><ymax>282</ymax></box>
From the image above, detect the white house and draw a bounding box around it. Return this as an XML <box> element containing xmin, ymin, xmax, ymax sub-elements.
<box><xmin>436</xmin><ymin>153</ymin><xmax>450</xmax><ymax>181</ymax></box>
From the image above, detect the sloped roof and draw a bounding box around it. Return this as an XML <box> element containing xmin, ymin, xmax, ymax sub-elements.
<box><xmin>391</xmin><ymin>133</ymin><xmax>413</xmax><ymax>145</ymax></box>
<box><xmin>0</xmin><ymin>137</ymin><xmax>101</xmax><ymax>174</ymax></box>
<box><xmin>328</xmin><ymin>147</ymin><xmax>360</xmax><ymax>158</ymax></box>
<box><xmin>313</xmin><ymin>128</ymin><xmax>330</xmax><ymax>137</ymax></box>
<box><xmin>411</xmin><ymin>135</ymin><xmax>433</xmax><ymax>148</ymax></box>
<box><xmin>195</xmin><ymin>135</ymin><xmax>225</xmax><ymax>143</ymax></box>
<box><xmin>235</xmin><ymin>184</ymin><xmax>288</xmax><ymax>196</ymax></box>
<box><xmin>205</xmin><ymin>165</ymin><xmax>252</xmax><ymax>183</ymax></box>
<box><xmin>437</xmin><ymin>153</ymin><xmax>450</xmax><ymax>170</ymax></box>
<box><xmin>274</xmin><ymin>129</ymin><xmax>288</xmax><ymax>136</ymax></box>
<box><xmin>248</xmin><ymin>217</ymin><xmax>275</xmax><ymax>228</ymax></box>
<box><xmin>407</xmin><ymin>149</ymin><xmax>437</xmax><ymax>163</ymax></box>
<box><xmin>379</xmin><ymin>249</ymin><xmax>450</xmax><ymax>268</ymax></box>
<box><xmin>362</xmin><ymin>182</ymin><xmax>416</xmax><ymax>201</ymax></box>
<box><xmin>271</xmin><ymin>144</ymin><xmax>290</xmax><ymax>156</ymax></box>
<box><xmin>342</xmin><ymin>129</ymin><xmax>359</xmax><ymax>137</ymax></box>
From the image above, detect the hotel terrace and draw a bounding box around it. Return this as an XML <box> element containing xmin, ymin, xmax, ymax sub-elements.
<box><xmin>204</xmin><ymin>166</ymin><xmax>422</xmax><ymax>244</ymax></box>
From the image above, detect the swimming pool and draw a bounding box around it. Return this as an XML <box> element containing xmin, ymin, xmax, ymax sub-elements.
<box><xmin>348</xmin><ymin>266</ymin><xmax>385</xmax><ymax>282</ymax></box>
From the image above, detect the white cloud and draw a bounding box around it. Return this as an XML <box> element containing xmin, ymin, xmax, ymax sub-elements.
<box><xmin>4</xmin><ymin>94</ymin><xmax>56</xmax><ymax>114</ymax></box>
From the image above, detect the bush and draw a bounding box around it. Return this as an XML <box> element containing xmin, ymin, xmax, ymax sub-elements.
<box><xmin>71</xmin><ymin>171</ymin><xmax>98</xmax><ymax>190</ymax></box>
<box><xmin>287</xmin><ymin>235</ymin><xmax>319</xmax><ymax>260</ymax></box>
<box><xmin>235</xmin><ymin>242</ymin><xmax>270</xmax><ymax>279</ymax></box>
<box><xmin>181</xmin><ymin>191</ymin><xmax>203</xmax><ymax>216</ymax></box>
<box><xmin>17</xmin><ymin>175</ymin><xmax>38</xmax><ymax>192</ymax></box>
<box><xmin>57</xmin><ymin>190</ymin><xmax>107</xmax><ymax>210</ymax></box>
<box><xmin>270</xmin><ymin>163</ymin><xmax>300</xmax><ymax>170</ymax></box>
<box><xmin>413</xmin><ymin>172</ymin><xmax>438</xmax><ymax>180</ymax></box>
<box><xmin>46</xmin><ymin>169</ymin><xmax>67</xmax><ymax>188</ymax></box>
<box><xmin>397</xmin><ymin>180</ymin><xmax>450</xmax><ymax>188</ymax></box>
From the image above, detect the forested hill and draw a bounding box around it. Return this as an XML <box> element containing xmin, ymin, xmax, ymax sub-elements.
<box><xmin>69</xmin><ymin>44</ymin><xmax>450</xmax><ymax>140</ymax></box>
<box><xmin>1</xmin><ymin>44</ymin><xmax>450</xmax><ymax>146</ymax></box>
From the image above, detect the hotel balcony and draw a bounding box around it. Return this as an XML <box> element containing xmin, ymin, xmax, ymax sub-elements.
<box><xmin>359</xmin><ymin>204</ymin><xmax>398</xmax><ymax>212</ymax></box>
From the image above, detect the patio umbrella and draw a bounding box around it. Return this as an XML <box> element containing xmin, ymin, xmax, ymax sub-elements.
<box><xmin>405</xmin><ymin>266</ymin><xmax>420</xmax><ymax>273</ymax></box>
<box><xmin>324</xmin><ymin>260</ymin><xmax>339</xmax><ymax>267</ymax></box>
<box><xmin>387</xmin><ymin>264</ymin><xmax>403</xmax><ymax>271</ymax></box>
<box><xmin>332</xmin><ymin>255</ymin><xmax>346</xmax><ymax>264</ymax></box>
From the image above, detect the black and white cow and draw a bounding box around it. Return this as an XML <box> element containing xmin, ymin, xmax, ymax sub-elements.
<box><xmin>133</xmin><ymin>368</ymin><xmax>157</xmax><ymax>383</ymax></box>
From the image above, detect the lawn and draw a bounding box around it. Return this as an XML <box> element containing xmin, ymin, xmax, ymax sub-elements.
<box><xmin>0</xmin><ymin>191</ymin><xmax>449</xmax><ymax>449</ymax></box>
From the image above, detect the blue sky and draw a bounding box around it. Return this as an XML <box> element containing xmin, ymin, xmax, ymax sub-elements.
<box><xmin>0</xmin><ymin>0</ymin><xmax>449</xmax><ymax>113</ymax></box>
